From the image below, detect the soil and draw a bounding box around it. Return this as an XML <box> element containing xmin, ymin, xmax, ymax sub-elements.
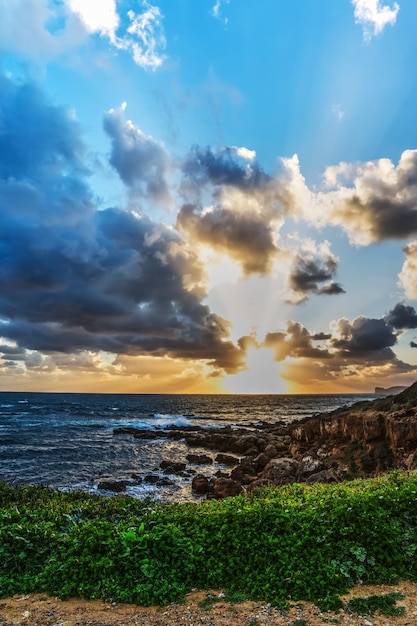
<box><xmin>1</xmin><ymin>581</ymin><xmax>417</xmax><ymax>626</ymax></box>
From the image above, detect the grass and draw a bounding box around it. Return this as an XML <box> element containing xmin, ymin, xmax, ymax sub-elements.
<box><xmin>1</xmin><ymin>471</ymin><xmax>417</xmax><ymax>608</ymax></box>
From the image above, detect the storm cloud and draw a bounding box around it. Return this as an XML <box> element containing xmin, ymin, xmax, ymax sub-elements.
<box><xmin>286</xmin><ymin>240</ymin><xmax>345</xmax><ymax>303</ymax></box>
<box><xmin>103</xmin><ymin>104</ymin><xmax>172</xmax><ymax>205</ymax></box>
<box><xmin>176</xmin><ymin>145</ymin><xmax>287</xmax><ymax>275</ymax></box>
<box><xmin>325</xmin><ymin>150</ymin><xmax>417</xmax><ymax>245</ymax></box>
<box><xmin>0</xmin><ymin>73</ymin><xmax>243</xmax><ymax>374</ymax></box>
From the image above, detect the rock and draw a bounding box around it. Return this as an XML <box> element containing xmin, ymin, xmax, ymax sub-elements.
<box><xmin>144</xmin><ymin>474</ymin><xmax>160</xmax><ymax>484</ymax></box>
<box><xmin>229</xmin><ymin>434</ymin><xmax>266</xmax><ymax>455</ymax></box>
<box><xmin>97</xmin><ymin>480</ymin><xmax>127</xmax><ymax>493</ymax></box>
<box><xmin>212</xmin><ymin>477</ymin><xmax>243</xmax><ymax>498</ymax></box>
<box><xmin>263</xmin><ymin>444</ymin><xmax>279</xmax><ymax>458</ymax></box>
<box><xmin>215</xmin><ymin>453</ymin><xmax>240</xmax><ymax>466</ymax></box>
<box><xmin>305</xmin><ymin>468</ymin><xmax>342</xmax><ymax>484</ymax></box>
<box><xmin>245</xmin><ymin>479</ymin><xmax>274</xmax><ymax>493</ymax></box>
<box><xmin>186</xmin><ymin>453</ymin><xmax>213</xmax><ymax>465</ymax></box>
<box><xmin>261</xmin><ymin>458</ymin><xmax>300</xmax><ymax>486</ymax></box>
<box><xmin>298</xmin><ymin>455</ymin><xmax>325</xmax><ymax>479</ymax></box>
<box><xmin>156</xmin><ymin>477</ymin><xmax>175</xmax><ymax>486</ymax></box>
<box><xmin>253</xmin><ymin>452</ymin><xmax>271</xmax><ymax>471</ymax></box>
<box><xmin>230</xmin><ymin>463</ymin><xmax>258</xmax><ymax>484</ymax></box>
<box><xmin>160</xmin><ymin>460</ymin><xmax>187</xmax><ymax>474</ymax></box>
<box><xmin>191</xmin><ymin>474</ymin><xmax>214</xmax><ymax>494</ymax></box>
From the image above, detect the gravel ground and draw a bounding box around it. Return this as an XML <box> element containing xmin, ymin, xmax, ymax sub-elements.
<box><xmin>1</xmin><ymin>582</ymin><xmax>417</xmax><ymax>626</ymax></box>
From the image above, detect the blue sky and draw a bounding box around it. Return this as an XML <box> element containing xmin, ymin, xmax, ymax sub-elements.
<box><xmin>1</xmin><ymin>0</ymin><xmax>417</xmax><ymax>393</ymax></box>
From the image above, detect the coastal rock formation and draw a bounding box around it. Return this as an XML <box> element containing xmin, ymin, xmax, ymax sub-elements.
<box><xmin>113</xmin><ymin>382</ymin><xmax>417</xmax><ymax>499</ymax></box>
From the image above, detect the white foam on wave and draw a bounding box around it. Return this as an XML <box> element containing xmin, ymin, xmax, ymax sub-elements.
<box><xmin>152</xmin><ymin>414</ymin><xmax>194</xmax><ymax>428</ymax></box>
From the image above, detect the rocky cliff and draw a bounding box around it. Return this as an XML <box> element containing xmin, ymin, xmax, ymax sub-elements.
<box><xmin>112</xmin><ymin>383</ymin><xmax>417</xmax><ymax>499</ymax></box>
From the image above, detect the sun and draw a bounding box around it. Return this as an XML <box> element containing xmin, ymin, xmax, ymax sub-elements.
<box><xmin>223</xmin><ymin>346</ymin><xmax>288</xmax><ymax>394</ymax></box>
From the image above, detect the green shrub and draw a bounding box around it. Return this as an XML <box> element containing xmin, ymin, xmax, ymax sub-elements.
<box><xmin>1</xmin><ymin>472</ymin><xmax>417</xmax><ymax>606</ymax></box>
<box><xmin>346</xmin><ymin>592</ymin><xmax>405</xmax><ymax>616</ymax></box>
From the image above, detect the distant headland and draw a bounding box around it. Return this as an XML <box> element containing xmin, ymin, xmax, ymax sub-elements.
<box><xmin>374</xmin><ymin>385</ymin><xmax>408</xmax><ymax>396</ymax></box>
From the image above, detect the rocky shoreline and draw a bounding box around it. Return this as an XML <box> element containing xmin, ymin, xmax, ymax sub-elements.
<box><xmin>103</xmin><ymin>383</ymin><xmax>417</xmax><ymax>499</ymax></box>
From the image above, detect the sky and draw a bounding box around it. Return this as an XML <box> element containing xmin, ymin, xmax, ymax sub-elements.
<box><xmin>1</xmin><ymin>0</ymin><xmax>417</xmax><ymax>394</ymax></box>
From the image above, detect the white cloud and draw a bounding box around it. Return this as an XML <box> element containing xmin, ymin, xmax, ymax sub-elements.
<box><xmin>65</xmin><ymin>0</ymin><xmax>119</xmax><ymax>41</ymax></box>
<box><xmin>212</xmin><ymin>0</ymin><xmax>230</xmax><ymax>24</ymax></box>
<box><xmin>351</xmin><ymin>0</ymin><xmax>400</xmax><ymax>41</ymax></box>
<box><xmin>332</xmin><ymin>104</ymin><xmax>345</xmax><ymax>122</ymax></box>
<box><xmin>0</xmin><ymin>0</ymin><xmax>166</xmax><ymax>70</ymax></box>
<box><xmin>232</xmin><ymin>146</ymin><xmax>256</xmax><ymax>161</ymax></box>
<box><xmin>115</xmin><ymin>3</ymin><xmax>166</xmax><ymax>70</ymax></box>
<box><xmin>399</xmin><ymin>242</ymin><xmax>417</xmax><ymax>299</ymax></box>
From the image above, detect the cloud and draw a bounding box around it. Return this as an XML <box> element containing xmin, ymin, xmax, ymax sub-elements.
<box><xmin>287</xmin><ymin>150</ymin><xmax>417</xmax><ymax>246</ymax></box>
<box><xmin>263</xmin><ymin>311</ymin><xmax>417</xmax><ymax>391</ymax></box>
<box><xmin>177</xmin><ymin>202</ymin><xmax>280</xmax><ymax>275</ymax></box>
<box><xmin>352</xmin><ymin>0</ymin><xmax>400</xmax><ymax>41</ymax></box>
<box><xmin>115</xmin><ymin>2</ymin><xmax>166</xmax><ymax>70</ymax></box>
<box><xmin>103</xmin><ymin>102</ymin><xmax>172</xmax><ymax>205</ymax></box>
<box><xmin>0</xmin><ymin>73</ymin><xmax>244</xmax><ymax>376</ymax></box>
<box><xmin>399</xmin><ymin>242</ymin><xmax>417</xmax><ymax>299</ymax></box>
<box><xmin>264</xmin><ymin>322</ymin><xmax>332</xmax><ymax>362</ymax></box>
<box><xmin>332</xmin><ymin>104</ymin><xmax>345</xmax><ymax>121</ymax></box>
<box><xmin>330</xmin><ymin>316</ymin><xmax>397</xmax><ymax>356</ymax></box>
<box><xmin>0</xmin><ymin>0</ymin><xmax>166</xmax><ymax>70</ymax></box>
<box><xmin>65</xmin><ymin>0</ymin><xmax>120</xmax><ymax>41</ymax></box>
<box><xmin>286</xmin><ymin>240</ymin><xmax>345</xmax><ymax>303</ymax></box>
<box><xmin>212</xmin><ymin>0</ymin><xmax>230</xmax><ymax>24</ymax></box>
<box><xmin>385</xmin><ymin>303</ymin><xmax>417</xmax><ymax>329</ymax></box>
<box><xmin>177</xmin><ymin>146</ymin><xmax>286</xmax><ymax>275</ymax></box>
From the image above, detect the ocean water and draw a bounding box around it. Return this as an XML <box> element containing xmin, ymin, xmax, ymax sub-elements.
<box><xmin>0</xmin><ymin>391</ymin><xmax>375</xmax><ymax>502</ymax></box>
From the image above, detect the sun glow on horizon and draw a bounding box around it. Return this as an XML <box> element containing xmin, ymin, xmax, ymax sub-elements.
<box><xmin>223</xmin><ymin>346</ymin><xmax>287</xmax><ymax>394</ymax></box>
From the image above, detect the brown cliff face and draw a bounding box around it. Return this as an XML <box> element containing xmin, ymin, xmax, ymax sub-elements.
<box><xmin>289</xmin><ymin>382</ymin><xmax>417</xmax><ymax>474</ymax></box>
<box><xmin>113</xmin><ymin>383</ymin><xmax>417</xmax><ymax>498</ymax></box>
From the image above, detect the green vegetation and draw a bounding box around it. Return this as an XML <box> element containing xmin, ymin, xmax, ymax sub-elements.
<box><xmin>1</xmin><ymin>471</ymin><xmax>417</xmax><ymax>608</ymax></box>
<box><xmin>346</xmin><ymin>592</ymin><xmax>405</xmax><ymax>616</ymax></box>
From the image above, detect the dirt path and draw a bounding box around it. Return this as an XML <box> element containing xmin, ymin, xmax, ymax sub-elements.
<box><xmin>1</xmin><ymin>582</ymin><xmax>417</xmax><ymax>626</ymax></box>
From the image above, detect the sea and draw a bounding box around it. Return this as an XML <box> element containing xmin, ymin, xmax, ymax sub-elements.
<box><xmin>0</xmin><ymin>391</ymin><xmax>376</xmax><ymax>503</ymax></box>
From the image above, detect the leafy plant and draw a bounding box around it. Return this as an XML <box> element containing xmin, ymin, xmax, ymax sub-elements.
<box><xmin>1</xmin><ymin>472</ymin><xmax>417</xmax><ymax>607</ymax></box>
<box><xmin>346</xmin><ymin>592</ymin><xmax>405</xmax><ymax>616</ymax></box>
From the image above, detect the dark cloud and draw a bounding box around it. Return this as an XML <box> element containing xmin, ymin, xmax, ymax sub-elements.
<box><xmin>176</xmin><ymin>145</ymin><xmax>286</xmax><ymax>275</ymax></box>
<box><xmin>312</xmin><ymin>332</ymin><xmax>332</xmax><ymax>340</ymax></box>
<box><xmin>0</xmin><ymin>74</ymin><xmax>243</xmax><ymax>374</ymax></box>
<box><xmin>176</xmin><ymin>203</ymin><xmax>279</xmax><ymax>275</ymax></box>
<box><xmin>181</xmin><ymin>146</ymin><xmax>270</xmax><ymax>191</ymax></box>
<box><xmin>385</xmin><ymin>303</ymin><xmax>417</xmax><ymax>329</ymax></box>
<box><xmin>103</xmin><ymin>105</ymin><xmax>171</xmax><ymax>204</ymax></box>
<box><xmin>287</xmin><ymin>245</ymin><xmax>345</xmax><ymax>303</ymax></box>
<box><xmin>326</xmin><ymin>151</ymin><xmax>417</xmax><ymax>245</ymax></box>
<box><xmin>341</xmin><ymin>196</ymin><xmax>417</xmax><ymax>241</ymax></box>
<box><xmin>330</xmin><ymin>316</ymin><xmax>397</xmax><ymax>357</ymax></box>
<box><xmin>264</xmin><ymin>322</ymin><xmax>332</xmax><ymax>361</ymax></box>
<box><xmin>262</xmin><ymin>314</ymin><xmax>417</xmax><ymax>390</ymax></box>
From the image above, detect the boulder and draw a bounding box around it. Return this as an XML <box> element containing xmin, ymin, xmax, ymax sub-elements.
<box><xmin>230</xmin><ymin>463</ymin><xmax>258</xmax><ymax>484</ymax></box>
<box><xmin>212</xmin><ymin>477</ymin><xmax>243</xmax><ymax>498</ymax></box>
<box><xmin>186</xmin><ymin>453</ymin><xmax>213</xmax><ymax>465</ymax></box>
<box><xmin>215</xmin><ymin>453</ymin><xmax>240</xmax><ymax>466</ymax></box>
<box><xmin>192</xmin><ymin>474</ymin><xmax>214</xmax><ymax>494</ymax></box>
<box><xmin>230</xmin><ymin>434</ymin><xmax>266</xmax><ymax>455</ymax></box>
<box><xmin>305</xmin><ymin>467</ymin><xmax>342</xmax><ymax>484</ymax></box>
<box><xmin>261</xmin><ymin>458</ymin><xmax>300</xmax><ymax>486</ymax></box>
<box><xmin>298</xmin><ymin>455</ymin><xmax>325</xmax><ymax>479</ymax></box>
<box><xmin>97</xmin><ymin>480</ymin><xmax>127</xmax><ymax>493</ymax></box>
<box><xmin>144</xmin><ymin>474</ymin><xmax>160</xmax><ymax>484</ymax></box>
<box><xmin>156</xmin><ymin>477</ymin><xmax>175</xmax><ymax>486</ymax></box>
<box><xmin>160</xmin><ymin>460</ymin><xmax>187</xmax><ymax>474</ymax></box>
<box><xmin>245</xmin><ymin>479</ymin><xmax>274</xmax><ymax>493</ymax></box>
